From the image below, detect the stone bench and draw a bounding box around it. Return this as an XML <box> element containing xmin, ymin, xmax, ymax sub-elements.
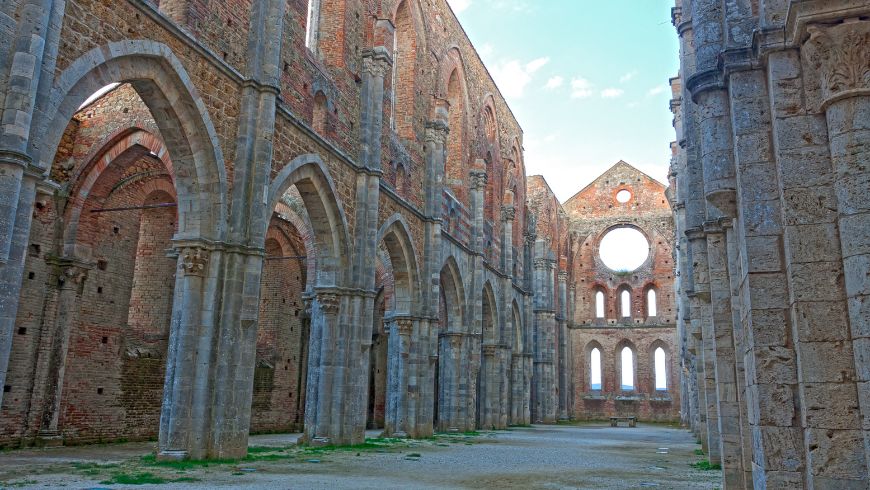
<box><xmin>609</xmin><ymin>416</ymin><xmax>637</xmax><ymax>427</ymax></box>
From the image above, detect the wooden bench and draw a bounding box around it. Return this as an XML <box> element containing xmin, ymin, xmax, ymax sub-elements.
<box><xmin>610</xmin><ymin>416</ymin><xmax>637</xmax><ymax>427</ymax></box>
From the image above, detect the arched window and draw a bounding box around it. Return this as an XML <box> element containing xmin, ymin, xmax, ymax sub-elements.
<box><xmin>647</xmin><ymin>288</ymin><xmax>657</xmax><ymax>317</ymax></box>
<box><xmin>621</xmin><ymin>346</ymin><xmax>634</xmax><ymax>390</ymax></box>
<box><xmin>305</xmin><ymin>0</ymin><xmax>321</xmax><ymax>53</ymax></box>
<box><xmin>595</xmin><ymin>290</ymin><xmax>605</xmax><ymax>318</ymax></box>
<box><xmin>590</xmin><ymin>348</ymin><xmax>602</xmax><ymax>390</ymax></box>
<box><xmin>620</xmin><ymin>289</ymin><xmax>631</xmax><ymax>318</ymax></box>
<box><xmin>445</xmin><ymin>67</ymin><xmax>466</xmax><ymax>202</ymax></box>
<box><xmin>655</xmin><ymin>347</ymin><xmax>667</xmax><ymax>391</ymax></box>
<box><xmin>313</xmin><ymin>91</ymin><xmax>327</xmax><ymax>135</ymax></box>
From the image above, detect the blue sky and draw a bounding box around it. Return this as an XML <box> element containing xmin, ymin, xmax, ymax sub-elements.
<box><xmin>447</xmin><ymin>0</ymin><xmax>679</xmax><ymax>202</ymax></box>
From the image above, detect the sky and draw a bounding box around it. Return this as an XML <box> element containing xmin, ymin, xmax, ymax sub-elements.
<box><xmin>446</xmin><ymin>0</ymin><xmax>680</xmax><ymax>202</ymax></box>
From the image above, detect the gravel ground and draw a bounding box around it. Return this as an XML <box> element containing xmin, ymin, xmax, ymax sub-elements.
<box><xmin>0</xmin><ymin>423</ymin><xmax>722</xmax><ymax>489</ymax></box>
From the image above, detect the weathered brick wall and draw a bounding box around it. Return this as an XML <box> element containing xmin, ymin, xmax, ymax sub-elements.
<box><xmin>570</xmin><ymin>328</ymin><xmax>679</xmax><ymax>422</ymax></box>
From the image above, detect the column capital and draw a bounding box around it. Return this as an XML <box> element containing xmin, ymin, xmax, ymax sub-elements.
<box><xmin>316</xmin><ymin>292</ymin><xmax>341</xmax><ymax>315</ymax></box>
<box><xmin>361</xmin><ymin>47</ymin><xmax>393</xmax><ymax>78</ymax></box>
<box><xmin>424</xmin><ymin>120</ymin><xmax>449</xmax><ymax>145</ymax></box>
<box><xmin>501</xmin><ymin>205</ymin><xmax>516</xmax><ymax>222</ymax></box>
<box><xmin>180</xmin><ymin>247</ymin><xmax>210</xmax><ymax>276</ymax></box>
<box><xmin>803</xmin><ymin>20</ymin><xmax>870</xmax><ymax>108</ymax></box>
<box><xmin>469</xmin><ymin>169</ymin><xmax>487</xmax><ymax>190</ymax></box>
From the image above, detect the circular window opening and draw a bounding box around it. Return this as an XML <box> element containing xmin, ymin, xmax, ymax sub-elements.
<box><xmin>599</xmin><ymin>227</ymin><xmax>649</xmax><ymax>272</ymax></box>
<box><xmin>616</xmin><ymin>189</ymin><xmax>632</xmax><ymax>203</ymax></box>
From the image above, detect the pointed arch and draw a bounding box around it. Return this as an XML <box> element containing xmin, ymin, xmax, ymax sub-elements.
<box><xmin>481</xmin><ymin>280</ymin><xmax>498</xmax><ymax>342</ymax></box>
<box><xmin>438</xmin><ymin>47</ymin><xmax>472</xmax><ymax>206</ymax></box>
<box><xmin>585</xmin><ymin>340</ymin><xmax>605</xmax><ymax>391</ymax></box>
<box><xmin>615</xmin><ymin>339</ymin><xmax>638</xmax><ymax>391</ymax></box>
<box><xmin>377</xmin><ymin>214</ymin><xmax>422</xmax><ymax>316</ymax></box>
<box><xmin>35</xmin><ymin>40</ymin><xmax>228</xmax><ymax>242</ymax></box>
<box><xmin>268</xmin><ymin>154</ymin><xmax>351</xmax><ymax>287</ymax></box>
<box><xmin>512</xmin><ymin>300</ymin><xmax>523</xmax><ymax>352</ymax></box>
<box><xmin>62</xmin><ymin>129</ymin><xmax>173</xmax><ymax>256</ymax></box>
<box><xmin>439</xmin><ymin>255</ymin><xmax>466</xmax><ymax>332</ymax></box>
<box><xmin>649</xmin><ymin>340</ymin><xmax>671</xmax><ymax>392</ymax></box>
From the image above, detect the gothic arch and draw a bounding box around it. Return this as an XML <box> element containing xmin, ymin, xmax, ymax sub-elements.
<box><xmin>649</xmin><ymin>339</ymin><xmax>671</xmax><ymax>393</ymax></box>
<box><xmin>439</xmin><ymin>255</ymin><xmax>466</xmax><ymax>332</ymax></box>
<box><xmin>512</xmin><ymin>299</ymin><xmax>523</xmax><ymax>352</ymax></box>
<box><xmin>35</xmin><ymin>40</ymin><xmax>228</xmax><ymax>242</ymax></box>
<box><xmin>390</xmin><ymin>0</ymin><xmax>420</xmax><ymax>140</ymax></box>
<box><xmin>481</xmin><ymin>280</ymin><xmax>498</xmax><ymax>342</ymax></box>
<box><xmin>62</xmin><ymin>129</ymin><xmax>173</xmax><ymax>255</ymax></box>
<box><xmin>376</xmin><ymin>214</ymin><xmax>422</xmax><ymax>316</ymax></box>
<box><xmin>584</xmin><ymin>340</ymin><xmax>605</xmax><ymax>391</ymax></box>
<box><xmin>615</xmin><ymin>339</ymin><xmax>638</xmax><ymax>392</ymax></box>
<box><xmin>268</xmin><ymin>154</ymin><xmax>351</xmax><ymax>288</ymax></box>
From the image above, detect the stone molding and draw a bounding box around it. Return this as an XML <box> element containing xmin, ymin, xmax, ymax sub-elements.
<box><xmin>803</xmin><ymin>20</ymin><xmax>870</xmax><ymax>108</ymax></box>
<box><xmin>558</xmin><ymin>271</ymin><xmax>568</xmax><ymax>282</ymax></box>
<box><xmin>180</xmin><ymin>247</ymin><xmax>210</xmax><ymax>276</ymax></box>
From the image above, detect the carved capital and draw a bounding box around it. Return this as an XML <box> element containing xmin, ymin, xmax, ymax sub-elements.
<box><xmin>362</xmin><ymin>48</ymin><xmax>393</xmax><ymax>79</ymax></box>
<box><xmin>394</xmin><ymin>318</ymin><xmax>414</xmax><ymax>336</ymax></box>
<box><xmin>501</xmin><ymin>205</ymin><xmax>516</xmax><ymax>222</ymax></box>
<box><xmin>524</xmin><ymin>233</ymin><xmax>536</xmax><ymax>246</ymax></box>
<box><xmin>803</xmin><ymin>20</ymin><xmax>870</xmax><ymax>107</ymax></box>
<box><xmin>558</xmin><ymin>271</ymin><xmax>568</xmax><ymax>282</ymax></box>
<box><xmin>318</xmin><ymin>293</ymin><xmax>341</xmax><ymax>315</ymax></box>
<box><xmin>181</xmin><ymin>248</ymin><xmax>210</xmax><ymax>276</ymax></box>
<box><xmin>424</xmin><ymin>120</ymin><xmax>449</xmax><ymax>145</ymax></box>
<box><xmin>469</xmin><ymin>170</ymin><xmax>487</xmax><ymax>191</ymax></box>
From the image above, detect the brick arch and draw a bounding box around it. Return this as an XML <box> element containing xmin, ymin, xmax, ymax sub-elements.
<box><xmin>648</xmin><ymin>339</ymin><xmax>671</xmax><ymax>393</ymax></box>
<box><xmin>615</xmin><ymin>339</ymin><xmax>638</xmax><ymax>392</ymax></box>
<box><xmin>35</xmin><ymin>40</ymin><xmax>228</xmax><ymax>242</ymax></box>
<box><xmin>439</xmin><ymin>255</ymin><xmax>466</xmax><ymax>332</ymax></box>
<box><xmin>438</xmin><ymin>48</ymin><xmax>473</xmax><ymax>206</ymax></box>
<box><xmin>63</xmin><ymin>130</ymin><xmax>173</xmax><ymax>255</ymax></box>
<box><xmin>273</xmin><ymin>200</ymin><xmax>315</xmax><ymax>291</ymax></box>
<box><xmin>268</xmin><ymin>154</ymin><xmax>350</xmax><ymax>288</ymax></box>
<box><xmin>584</xmin><ymin>340</ymin><xmax>605</xmax><ymax>391</ymax></box>
<box><xmin>377</xmin><ymin>214</ymin><xmax>422</xmax><ymax>317</ymax></box>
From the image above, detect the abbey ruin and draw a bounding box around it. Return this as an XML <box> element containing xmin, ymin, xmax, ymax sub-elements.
<box><xmin>0</xmin><ymin>0</ymin><xmax>867</xmax><ymax>488</ymax></box>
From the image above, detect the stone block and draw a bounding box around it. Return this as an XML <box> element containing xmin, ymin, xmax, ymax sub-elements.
<box><xmin>755</xmin><ymin>383</ymin><xmax>796</xmax><ymax>426</ymax></box>
<box><xmin>791</xmin><ymin>301</ymin><xmax>851</xmax><ymax>342</ymax></box>
<box><xmin>802</xmin><ymin>382</ymin><xmax>861</xmax><ymax>430</ymax></box>
<box><xmin>780</xmin><ymin>186</ymin><xmax>839</xmax><ymax>226</ymax></box>
<box><xmin>838</xmin><ymin>215</ymin><xmax>870</xmax><ymax>259</ymax></box>
<box><xmin>747</xmin><ymin>308</ymin><xmax>790</xmax><ymax>347</ymax></box>
<box><xmin>786</xmin><ymin>262</ymin><xmax>845</xmax><ymax>302</ymax></box>
<box><xmin>844</xmin><ymin>255</ymin><xmax>870</xmax><ymax>297</ymax></box>
<box><xmin>783</xmin><ymin>223</ymin><xmax>842</xmax><ymax>264</ymax></box>
<box><xmin>759</xmin><ymin>425</ymin><xmax>805</xmax><ymax>472</ymax></box>
<box><xmin>753</xmin><ymin>347</ymin><xmax>798</xmax><ymax>385</ymax></box>
<box><xmin>742</xmin><ymin>235</ymin><xmax>782</xmax><ymax>273</ymax></box>
<box><xmin>806</xmin><ymin>428</ymin><xmax>868</xmax><ymax>483</ymax></box>
<box><xmin>847</xmin><ymin>295</ymin><xmax>870</xmax><ymax>338</ymax></box>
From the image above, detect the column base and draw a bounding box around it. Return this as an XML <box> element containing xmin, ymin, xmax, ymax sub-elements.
<box><xmin>156</xmin><ymin>450</ymin><xmax>189</xmax><ymax>462</ymax></box>
<box><xmin>35</xmin><ymin>430</ymin><xmax>63</xmax><ymax>447</ymax></box>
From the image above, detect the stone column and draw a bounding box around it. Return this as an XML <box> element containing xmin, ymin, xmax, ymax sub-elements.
<box><xmin>501</xmin><ymin>202</ymin><xmax>516</xmax><ymax>428</ymax></box>
<box><xmin>423</xmin><ymin>113</ymin><xmax>448</xmax><ymax>434</ymax></box>
<box><xmin>763</xmin><ymin>43</ymin><xmax>868</xmax><ymax>487</ymax></box>
<box><xmin>385</xmin><ymin>316</ymin><xmax>413</xmax><ymax>437</ymax></box>
<box><xmin>32</xmin><ymin>260</ymin><xmax>90</xmax><ymax>442</ymax></box>
<box><xmin>803</xmin><ymin>19</ymin><xmax>870</xmax><ymax>483</ymax></box>
<box><xmin>532</xmin><ymin>241</ymin><xmax>556</xmax><ymax>424</ymax></box>
<box><xmin>704</xmin><ymin>220</ymin><xmax>745</xmax><ymax>488</ymax></box>
<box><xmin>557</xmin><ymin>269</ymin><xmax>569</xmax><ymax>420</ymax></box>
<box><xmin>437</xmin><ymin>332</ymin><xmax>476</xmax><ymax>432</ymax></box>
<box><xmin>0</xmin><ymin>0</ymin><xmax>66</xmax><ymax>409</ymax></box>
<box><xmin>158</xmin><ymin>245</ymin><xmax>217</xmax><ymax>460</ymax></box>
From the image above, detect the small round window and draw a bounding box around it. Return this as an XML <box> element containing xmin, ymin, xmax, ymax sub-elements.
<box><xmin>599</xmin><ymin>227</ymin><xmax>649</xmax><ymax>272</ymax></box>
<box><xmin>616</xmin><ymin>189</ymin><xmax>632</xmax><ymax>203</ymax></box>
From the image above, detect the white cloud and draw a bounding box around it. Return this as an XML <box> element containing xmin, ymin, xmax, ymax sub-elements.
<box><xmin>478</xmin><ymin>42</ymin><xmax>494</xmax><ymax>58</ymax></box>
<box><xmin>601</xmin><ymin>88</ymin><xmax>624</xmax><ymax>98</ymax></box>
<box><xmin>619</xmin><ymin>71</ymin><xmax>638</xmax><ymax>83</ymax></box>
<box><xmin>647</xmin><ymin>85</ymin><xmax>668</xmax><ymax>96</ymax></box>
<box><xmin>448</xmin><ymin>0</ymin><xmax>472</xmax><ymax>13</ymax></box>
<box><xmin>571</xmin><ymin>77</ymin><xmax>594</xmax><ymax>98</ymax></box>
<box><xmin>489</xmin><ymin>57</ymin><xmax>550</xmax><ymax>99</ymax></box>
<box><xmin>544</xmin><ymin>76</ymin><xmax>564</xmax><ymax>90</ymax></box>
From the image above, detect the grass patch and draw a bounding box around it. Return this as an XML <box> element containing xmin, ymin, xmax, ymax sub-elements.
<box><xmin>691</xmin><ymin>460</ymin><xmax>722</xmax><ymax>471</ymax></box>
<box><xmin>99</xmin><ymin>471</ymin><xmax>198</xmax><ymax>485</ymax></box>
<box><xmin>694</xmin><ymin>449</ymin><xmax>705</xmax><ymax>456</ymax></box>
<box><xmin>406</xmin><ymin>453</ymin><xmax>421</xmax><ymax>458</ymax></box>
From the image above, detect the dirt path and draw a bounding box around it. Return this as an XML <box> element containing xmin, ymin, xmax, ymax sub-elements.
<box><xmin>0</xmin><ymin>424</ymin><xmax>722</xmax><ymax>489</ymax></box>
